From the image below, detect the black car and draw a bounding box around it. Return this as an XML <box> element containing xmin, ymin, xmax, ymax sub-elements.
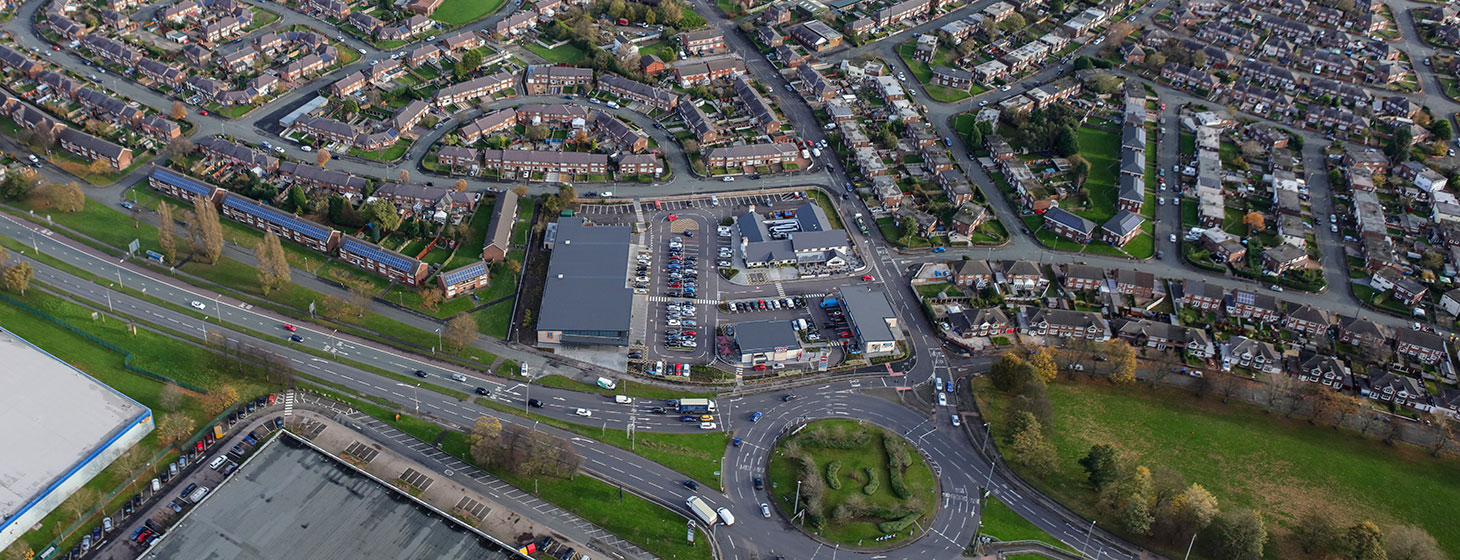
<box><xmin>627</xmin><ymin>351</ymin><xmax>643</xmax><ymax>359</ymax></box>
<box><xmin>782</xmin><ymin>394</ymin><xmax>797</xmax><ymax>402</ymax></box>
<box><xmin>475</xmin><ymin>387</ymin><xmax>490</xmax><ymax>396</ymax></box>
<box><xmin>528</xmin><ymin>398</ymin><xmax>545</xmax><ymax>408</ymax></box>
<box><xmin>289</xmin><ymin>334</ymin><xmax>304</xmax><ymax>342</ymax></box>
<box><xmin>650</xmin><ymin>406</ymin><xmax>667</xmax><ymax>414</ymax></box>
<box><xmin>754</xmin><ymin>476</ymin><xmax>764</xmax><ymax>490</ymax></box>
<box><xmin>683</xmin><ymin>479</ymin><xmax>699</xmax><ymax>490</ymax></box>
<box><xmin>414</xmin><ymin>370</ymin><xmax>429</xmax><ymax>378</ymax></box>
<box><xmin>132</xmin><ymin>494</ymin><xmax>142</xmax><ymax>510</ymax></box>
<box><xmin>123</xmin><ymin>500</ymin><xmax>133</xmax><ymax>516</ymax></box>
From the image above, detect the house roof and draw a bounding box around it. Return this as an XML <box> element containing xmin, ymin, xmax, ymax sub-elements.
<box><xmin>150</xmin><ymin>168</ymin><xmax>215</xmax><ymax>198</ymax></box>
<box><xmin>484</xmin><ymin>190</ymin><xmax>518</xmax><ymax>253</ymax></box>
<box><xmin>733</xmin><ymin>320</ymin><xmax>801</xmax><ymax>354</ymax></box>
<box><xmin>1102</xmin><ymin>210</ymin><xmax>1145</xmax><ymax>237</ymax></box>
<box><xmin>341</xmin><ymin>237</ymin><xmax>422</xmax><ymax>273</ymax></box>
<box><xmin>1044</xmin><ymin>207</ymin><xmax>1096</xmax><ymax>235</ymax></box>
<box><xmin>222</xmin><ymin>195</ymin><xmax>336</xmax><ymax>242</ymax></box>
<box><xmin>439</xmin><ymin>260</ymin><xmax>489</xmax><ymax>285</ymax></box>
<box><xmin>1064</xmin><ymin>263</ymin><xmax>1105</xmax><ymax>282</ymax></box>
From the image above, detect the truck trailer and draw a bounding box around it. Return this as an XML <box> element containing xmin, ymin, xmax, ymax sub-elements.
<box><xmin>686</xmin><ymin>496</ymin><xmax>718</xmax><ymax>526</ymax></box>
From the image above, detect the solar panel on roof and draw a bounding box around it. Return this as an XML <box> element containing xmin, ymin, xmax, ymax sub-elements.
<box><xmin>343</xmin><ymin>239</ymin><xmax>418</xmax><ymax>272</ymax></box>
<box><xmin>223</xmin><ymin>196</ymin><xmax>334</xmax><ymax>241</ymax></box>
<box><xmin>152</xmin><ymin>168</ymin><xmax>213</xmax><ymax>196</ymax></box>
<box><xmin>440</xmin><ymin>262</ymin><xmax>488</xmax><ymax>285</ymax></box>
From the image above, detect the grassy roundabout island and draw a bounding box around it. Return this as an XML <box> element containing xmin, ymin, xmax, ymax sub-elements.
<box><xmin>765</xmin><ymin>420</ymin><xmax>938</xmax><ymax>547</ymax></box>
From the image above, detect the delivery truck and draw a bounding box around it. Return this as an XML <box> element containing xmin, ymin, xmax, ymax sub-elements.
<box><xmin>686</xmin><ymin>496</ymin><xmax>718</xmax><ymax>526</ymax></box>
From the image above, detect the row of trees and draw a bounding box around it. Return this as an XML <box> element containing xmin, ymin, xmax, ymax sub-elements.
<box><xmin>988</xmin><ymin>347</ymin><xmax>1447</xmax><ymax>559</ymax></box>
<box><xmin>468</xmin><ymin>415</ymin><xmax>581</xmax><ymax>478</ymax></box>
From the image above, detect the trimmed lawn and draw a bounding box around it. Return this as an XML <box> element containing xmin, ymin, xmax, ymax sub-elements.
<box><xmin>535</xmin><ymin>374</ymin><xmax>716</xmax><ymax>399</ymax></box>
<box><xmin>765</xmin><ymin>420</ymin><xmax>938</xmax><ymax>546</ymax></box>
<box><xmin>915</xmin><ymin>283</ymin><xmax>965</xmax><ymax>298</ymax></box>
<box><xmin>981</xmin><ymin>496</ymin><xmax>1076</xmax><ymax>552</ymax></box>
<box><xmin>525</xmin><ymin>42</ymin><xmax>588</xmax><ymax>64</ymax></box>
<box><xmin>431</xmin><ymin>0</ymin><xmax>507</xmax><ymax>25</ymax></box>
<box><xmin>973</xmin><ymin>378</ymin><xmax>1460</xmax><ymax>559</ymax></box>
<box><xmin>1074</xmin><ymin>127</ymin><xmax>1121</xmax><ymax>226</ymax></box>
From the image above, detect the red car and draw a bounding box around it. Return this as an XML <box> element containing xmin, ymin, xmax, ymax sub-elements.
<box><xmin>753</xmin><ymin>364</ymin><xmax>767</xmax><ymax>371</ymax></box>
<box><xmin>682</xmin><ymin>330</ymin><xmax>696</xmax><ymax>336</ymax></box>
<box><xmin>668</xmin><ymin>281</ymin><xmax>681</xmax><ymax>287</ymax></box>
<box><xmin>199</xmin><ymin>109</ymin><xmax>208</xmax><ymax>116</ymax></box>
<box><xmin>862</xmin><ymin>274</ymin><xmax>874</xmax><ymax>281</ymax></box>
<box><xmin>196</xmin><ymin>441</ymin><xmax>205</xmax><ymax>452</ymax></box>
<box><xmin>267</xmin><ymin>393</ymin><xmax>277</xmax><ymax>405</ymax></box>
<box><xmin>839</xmin><ymin>331</ymin><xmax>853</xmax><ymax>338</ymax></box>
<box><xmin>667</xmin><ymin>214</ymin><xmax>679</xmax><ymax>222</ymax></box>
<box><xmin>283</xmin><ymin>323</ymin><xmax>297</xmax><ymax>331</ymax></box>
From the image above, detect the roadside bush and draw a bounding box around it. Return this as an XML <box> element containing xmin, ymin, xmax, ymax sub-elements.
<box><xmin>884</xmin><ymin>435</ymin><xmax>911</xmax><ymax>499</ymax></box>
<box><xmin>877</xmin><ymin>513</ymin><xmax>922</xmax><ymax>533</ymax></box>
<box><xmin>862</xmin><ymin>468</ymin><xmax>880</xmax><ymax>495</ymax></box>
<box><xmin>799</xmin><ymin>427</ymin><xmax>871</xmax><ymax>449</ymax></box>
<box><xmin>826</xmin><ymin>460</ymin><xmax>843</xmax><ymax>489</ymax></box>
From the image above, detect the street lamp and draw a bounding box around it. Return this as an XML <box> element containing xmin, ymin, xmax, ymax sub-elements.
<box><xmin>1182</xmin><ymin>532</ymin><xmax>1198</xmax><ymax>560</ymax></box>
<box><xmin>435</xmin><ymin>326</ymin><xmax>442</xmax><ymax>354</ymax></box>
<box><xmin>793</xmin><ymin>480</ymin><xmax>803</xmax><ymax>517</ymax></box>
<box><xmin>1080</xmin><ymin>520</ymin><xmax>1097</xmax><ymax>559</ymax></box>
<box><xmin>396</xmin><ymin>382</ymin><xmax>419</xmax><ymax>413</ymax></box>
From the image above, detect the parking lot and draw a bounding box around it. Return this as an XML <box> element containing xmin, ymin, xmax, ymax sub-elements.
<box><xmin>576</xmin><ymin>190</ymin><xmax>862</xmax><ymax>375</ymax></box>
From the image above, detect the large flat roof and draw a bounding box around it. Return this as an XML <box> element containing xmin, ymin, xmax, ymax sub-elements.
<box><xmin>0</xmin><ymin>328</ymin><xmax>149</xmax><ymax>528</ymax></box>
<box><xmin>837</xmin><ymin>286</ymin><xmax>899</xmax><ymax>343</ymax></box>
<box><xmin>537</xmin><ymin>217</ymin><xmax>634</xmax><ymax>335</ymax></box>
<box><xmin>147</xmin><ymin>436</ymin><xmax>516</xmax><ymax>560</ymax></box>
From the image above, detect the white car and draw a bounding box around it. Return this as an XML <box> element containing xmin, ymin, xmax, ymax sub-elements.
<box><xmin>951</xmin><ymin>414</ymin><xmax>961</xmax><ymax>427</ymax></box>
<box><xmin>189</xmin><ymin>301</ymin><xmax>206</xmax><ymax>310</ymax></box>
<box><xmin>1170</xmin><ymin>233</ymin><xmax>1177</xmax><ymax>243</ymax></box>
<box><xmin>761</xmin><ymin>503</ymin><xmax>772</xmax><ymax>518</ymax></box>
<box><xmin>667</xmin><ymin>319</ymin><xmax>681</xmax><ymax>326</ymax></box>
<box><xmin>575</xmin><ymin>408</ymin><xmax>592</xmax><ymax>417</ymax></box>
<box><xmin>700</xmin><ymin>422</ymin><xmax>717</xmax><ymax>430</ymax></box>
<box><xmin>937</xmin><ymin>393</ymin><xmax>947</xmax><ymax>406</ymax></box>
<box><xmin>1000</xmin><ymin>85</ymin><xmax>1012</xmax><ymax>91</ymax></box>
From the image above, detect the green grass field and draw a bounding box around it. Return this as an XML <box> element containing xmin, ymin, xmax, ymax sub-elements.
<box><xmin>535</xmin><ymin>374</ymin><xmax>716</xmax><ymax>399</ymax></box>
<box><xmin>1074</xmin><ymin>127</ymin><xmax>1120</xmax><ymax>226</ymax></box>
<box><xmin>973</xmin><ymin>378</ymin><xmax>1460</xmax><ymax>559</ymax></box>
<box><xmin>765</xmin><ymin>420</ymin><xmax>938</xmax><ymax>546</ymax></box>
<box><xmin>525</xmin><ymin>42</ymin><xmax>588</xmax><ymax>64</ymax></box>
<box><xmin>431</xmin><ymin>0</ymin><xmax>507</xmax><ymax>25</ymax></box>
<box><xmin>980</xmin><ymin>496</ymin><xmax>1076</xmax><ymax>552</ymax></box>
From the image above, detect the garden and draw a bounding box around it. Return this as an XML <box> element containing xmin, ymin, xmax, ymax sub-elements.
<box><xmin>765</xmin><ymin>420</ymin><xmax>938</xmax><ymax>547</ymax></box>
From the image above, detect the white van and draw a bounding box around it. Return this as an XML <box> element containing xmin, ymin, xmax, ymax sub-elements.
<box><xmin>597</xmin><ymin>377</ymin><xmax>617</xmax><ymax>390</ymax></box>
<box><xmin>615</xmin><ymin>395</ymin><xmax>632</xmax><ymax>404</ymax></box>
<box><xmin>716</xmin><ymin>507</ymin><xmax>736</xmax><ymax>526</ymax></box>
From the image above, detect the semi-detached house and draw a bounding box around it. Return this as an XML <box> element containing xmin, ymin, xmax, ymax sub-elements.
<box><xmin>434</xmin><ymin>72</ymin><xmax>515</xmax><ymax>107</ymax></box>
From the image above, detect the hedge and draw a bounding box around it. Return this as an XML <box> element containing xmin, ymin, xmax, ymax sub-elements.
<box><xmin>799</xmin><ymin>429</ymin><xmax>872</xmax><ymax>449</ymax></box>
<box><xmin>826</xmin><ymin>460</ymin><xmax>843</xmax><ymax>490</ymax></box>
<box><xmin>877</xmin><ymin>513</ymin><xmax>922</xmax><ymax>533</ymax></box>
<box><xmin>883</xmin><ymin>435</ymin><xmax>911</xmax><ymax>499</ymax></box>
<box><xmin>862</xmin><ymin>467</ymin><xmax>880</xmax><ymax>495</ymax></box>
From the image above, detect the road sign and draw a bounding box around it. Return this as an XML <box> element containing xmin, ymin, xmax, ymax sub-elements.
<box><xmin>128</xmin><ymin>238</ymin><xmax>140</xmax><ymax>254</ymax></box>
<box><xmin>686</xmin><ymin>521</ymin><xmax>695</xmax><ymax>543</ymax></box>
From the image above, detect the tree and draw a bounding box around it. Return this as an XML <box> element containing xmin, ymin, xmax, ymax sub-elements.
<box><xmin>61</xmin><ymin>487</ymin><xmax>98</xmax><ymax>522</ymax></box>
<box><xmin>39</xmin><ymin>181</ymin><xmax>85</xmax><ymax>213</ymax></box>
<box><xmin>1214</xmin><ymin>509</ymin><xmax>1267</xmax><ymax>560</ymax></box>
<box><xmin>1078</xmin><ymin>444</ymin><xmax>1120</xmax><ymax>490</ymax></box>
<box><xmin>0</xmin><ymin>173</ymin><xmax>30</xmax><ymax>201</ymax></box>
<box><xmin>444</xmin><ymin>313</ymin><xmax>478</xmax><ymax>351</ymax></box>
<box><xmin>1385</xmin><ymin>525</ymin><xmax>1443</xmax><ymax>560</ymax></box>
<box><xmin>316</xmin><ymin>149</ymin><xmax>331</xmax><ymax>166</ymax></box>
<box><xmin>255</xmin><ymin>231</ymin><xmax>290</xmax><ymax>294</ymax></box>
<box><xmin>155</xmin><ymin>413</ymin><xmax>196</xmax><ymax>445</ymax></box>
<box><xmin>360</xmin><ymin>199</ymin><xmax>402</xmax><ymax>232</ymax></box>
<box><xmin>1342</xmin><ymin>521</ymin><xmax>1387</xmax><ymax>560</ymax></box>
<box><xmin>1006</xmin><ymin>414</ymin><xmax>1057</xmax><ymax>475</ymax></box>
<box><xmin>527</xmin><ymin>125</ymin><xmax>551</xmax><ymax>141</ymax></box>
<box><xmin>2</xmin><ymin>261</ymin><xmax>32</xmax><ymax>295</ymax></box>
<box><xmin>1243</xmin><ymin>211</ymin><xmax>1265</xmax><ymax>232</ymax></box>
<box><xmin>342</xmin><ymin>98</ymin><xmax>360</xmax><ymax>116</ymax></box>
<box><xmin>200</xmin><ymin>383</ymin><xmax>239</xmax><ymax>416</ymax></box>
<box><xmin>1118</xmin><ymin>495</ymin><xmax>1154</xmax><ymax>535</ymax></box>
<box><xmin>981</xmin><ymin>16</ymin><xmax>1000</xmax><ymax>39</ymax></box>
<box><xmin>159</xmin><ymin>383</ymin><xmax>185</xmax><ymax>411</ymax></box>
<box><xmin>419</xmin><ymin>287</ymin><xmax>442</xmax><ymax>310</ymax></box>
<box><xmin>158</xmin><ymin>201</ymin><xmax>178</xmax><ymax>263</ymax></box>
<box><xmin>190</xmin><ymin>195</ymin><xmax>224</xmax><ymax>263</ymax></box>
<box><xmin>454</xmin><ymin>178</ymin><xmax>468</xmax><ymax>192</ymax></box>
<box><xmin>990</xmin><ymin>352</ymin><xmax>1038</xmax><ymax>392</ymax></box>
<box><xmin>89</xmin><ymin>156</ymin><xmax>113</xmax><ymax>176</ymax></box>
<box><xmin>1054</xmin><ymin>125</ymin><xmax>1080</xmax><ymax>157</ymax></box>
<box><xmin>2</xmin><ymin>541</ymin><xmax>33</xmax><ymax>560</ymax></box>
<box><xmin>1027</xmin><ymin>346</ymin><xmax>1058</xmax><ymax>383</ymax></box>
<box><xmin>1145</xmin><ymin>52</ymin><xmax>1166</xmax><ymax>70</ymax></box>
<box><xmin>1068</xmin><ymin>154</ymin><xmax>1091</xmax><ymax>188</ymax></box>
<box><xmin>1424</xmin><ymin>413</ymin><xmax>1454</xmax><ymax>456</ymax></box>
<box><xmin>287</xmin><ymin>184</ymin><xmax>309</xmax><ymax>213</ymax></box>
<box><xmin>1049</xmin><ymin>0</ymin><xmax>1064</xmax><ymax>11</ymax></box>
<box><xmin>1103</xmin><ymin>340</ymin><xmax>1137</xmax><ymax>383</ymax></box>
<box><xmin>512</xmin><ymin>186</ymin><xmax>529</xmax><ymax>197</ymax></box>
<box><xmin>1386</xmin><ymin>126</ymin><xmax>1413</xmax><ymax>164</ymax></box>
<box><xmin>160</xmin><ymin>136</ymin><xmax>193</xmax><ymax>163</ymax></box>
<box><xmin>170</xmin><ymin>100</ymin><xmax>187</xmax><ymax>120</ymax></box>
<box><xmin>999</xmin><ymin>12</ymin><xmax>1026</xmax><ymax>32</ymax></box>
<box><xmin>1191</xmin><ymin>50</ymin><xmax>1207</xmax><ymax>68</ymax></box>
<box><xmin>1430</xmin><ymin>118</ymin><xmax>1453</xmax><ymax>141</ymax></box>
<box><xmin>1163</xmin><ymin>483</ymin><xmax>1219</xmax><ymax>535</ymax></box>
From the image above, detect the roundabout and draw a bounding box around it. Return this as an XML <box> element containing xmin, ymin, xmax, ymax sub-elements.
<box><xmin>764</xmin><ymin>419</ymin><xmax>940</xmax><ymax>548</ymax></box>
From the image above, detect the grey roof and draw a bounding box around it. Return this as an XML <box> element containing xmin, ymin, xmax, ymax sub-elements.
<box><xmin>440</xmin><ymin>260</ymin><xmax>489</xmax><ymax>285</ymax></box>
<box><xmin>538</xmin><ymin>217</ymin><xmax>634</xmax><ymax>336</ymax></box>
<box><xmin>484</xmin><ymin>190</ymin><xmax>518</xmax><ymax>254</ymax></box>
<box><xmin>733</xmin><ymin>320</ymin><xmax>801</xmax><ymax>354</ymax></box>
<box><xmin>1122</xmin><ymin>125</ymin><xmax>1146</xmax><ymax>150</ymax></box>
<box><xmin>222</xmin><ymin>195</ymin><xmax>336</xmax><ymax>242</ymax></box>
<box><xmin>1120</xmin><ymin>148</ymin><xmax>1145</xmax><ymax>175</ymax></box>
<box><xmin>150</xmin><ymin>168</ymin><xmax>216</xmax><ymax>198</ymax></box>
<box><xmin>58</xmin><ymin>128</ymin><xmax>129</xmax><ymax>160</ymax></box>
<box><xmin>794</xmin><ymin>201</ymin><xmax>832</xmax><ymax>232</ymax></box>
<box><xmin>1118</xmin><ymin>174</ymin><xmax>1144</xmax><ymax>203</ymax></box>
<box><xmin>341</xmin><ymin>238</ymin><xmax>422</xmax><ymax>274</ymax></box>
<box><xmin>1044</xmin><ymin>207</ymin><xmax>1096</xmax><ymax>235</ymax></box>
<box><xmin>145</xmin><ymin>434</ymin><xmax>517</xmax><ymax>560</ymax></box>
<box><xmin>1102</xmin><ymin>210</ymin><xmax>1145</xmax><ymax>237</ymax></box>
<box><xmin>1264</xmin><ymin>242</ymin><xmax>1307</xmax><ymax>264</ymax></box>
<box><xmin>932</xmin><ymin>65</ymin><xmax>973</xmax><ymax>81</ymax></box>
<box><xmin>1064</xmin><ymin>263</ymin><xmax>1105</xmax><ymax>282</ymax></box>
<box><xmin>0</xmin><ymin>328</ymin><xmax>149</xmax><ymax>533</ymax></box>
<box><xmin>838</xmin><ymin>286</ymin><xmax>898</xmax><ymax>343</ymax></box>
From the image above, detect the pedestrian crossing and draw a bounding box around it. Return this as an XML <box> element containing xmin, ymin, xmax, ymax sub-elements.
<box><xmin>283</xmin><ymin>392</ymin><xmax>296</xmax><ymax>416</ymax></box>
<box><xmin>646</xmin><ymin>295</ymin><xmax>719</xmax><ymax>304</ymax></box>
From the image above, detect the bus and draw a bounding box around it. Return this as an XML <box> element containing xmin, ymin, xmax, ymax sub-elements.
<box><xmin>677</xmin><ymin>398</ymin><xmax>718</xmax><ymax>413</ymax></box>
